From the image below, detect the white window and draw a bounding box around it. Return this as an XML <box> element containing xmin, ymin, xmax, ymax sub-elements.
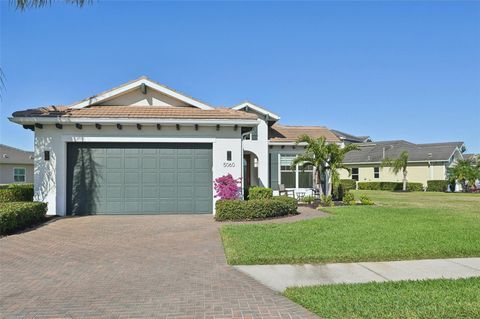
<box><xmin>280</xmin><ymin>155</ymin><xmax>296</xmax><ymax>188</ymax></box>
<box><xmin>279</xmin><ymin>155</ymin><xmax>314</xmax><ymax>188</ymax></box>
<box><xmin>13</xmin><ymin>168</ymin><xmax>26</xmax><ymax>182</ymax></box>
<box><xmin>374</xmin><ymin>167</ymin><xmax>380</xmax><ymax>179</ymax></box>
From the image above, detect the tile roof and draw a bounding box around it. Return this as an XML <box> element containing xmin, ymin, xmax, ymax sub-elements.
<box><xmin>344</xmin><ymin>140</ymin><xmax>464</xmax><ymax>163</ymax></box>
<box><xmin>269</xmin><ymin>124</ymin><xmax>340</xmax><ymax>143</ymax></box>
<box><xmin>0</xmin><ymin>144</ymin><xmax>34</xmax><ymax>165</ymax></box>
<box><xmin>331</xmin><ymin>129</ymin><xmax>371</xmax><ymax>143</ymax></box>
<box><xmin>11</xmin><ymin>106</ymin><xmax>258</xmax><ymax>120</ymax></box>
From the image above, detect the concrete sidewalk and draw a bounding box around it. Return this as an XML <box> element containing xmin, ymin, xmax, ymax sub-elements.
<box><xmin>235</xmin><ymin>258</ymin><xmax>480</xmax><ymax>292</ymax></box>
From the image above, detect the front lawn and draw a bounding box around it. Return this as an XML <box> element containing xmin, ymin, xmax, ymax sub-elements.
<box><xmin>220</xmin><ymin>191</ymin><xmax>480</xmax><ymax>265</ymax></box>
<box><xmin>284</xmin><ymin>277</ymin><xmax>480</xmax><ymax>319</ymax></box>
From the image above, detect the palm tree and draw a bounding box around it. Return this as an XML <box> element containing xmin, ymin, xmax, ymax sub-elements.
<box><xmin>382</xmin><ymin>151</ymin><xmax>409</xmax><ymax>191</ymax></box>
<box><xmin>292</xmin><ymin>135</ymin><xmax>329</xmax><ymax>195</ymax></box>
<box><xmin>292</xmin><ymin>135</ymin><xmax>359</xmax><ymax>196</ymax></box>
<box><xmin>0</xmin><ymin>0</ymin><xmax>92</xmax><ymax>99</ymax></box>
<box><xmin>325</xmin><ymin>142</ymin><xmax>359</xmax><ymax>195</ymax></box>
<box><xmin>13</xmin><ymin>0</ymin><xmax>91</xmax><ymax>10</ymax></box>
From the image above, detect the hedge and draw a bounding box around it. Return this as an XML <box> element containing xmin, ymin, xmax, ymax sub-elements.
<box><xmin>248</xmin><ymin>186</ymin><xmax>273</xmax><ymax>200</ymax></box>
<box><xmin>339</xmin><ymin>179</ymin><xmax>357</xmax><ymax>191</ymax></box>
<box><xmin>427</xmin><ymin>180</ymin><xmax>449</xmax><ymax>192</ymax></box>
<box><xmin>0</xmin><ymin>202</ymin><xmax>47</xmax><ymax>235</ymax></box>
<box><xmin>0</xmin><ymin>184</ymin><xmax>34</xmax><ymax>202</ymax></box>
<box><xmin>357</xmin><ymin>181</ymin><xmax>423</xmax><ymax>192</ymax></box>
<box><xmin>215</xmin><ymin>196</ymin><xmax>297</xmax><ymax>221</ymax></box>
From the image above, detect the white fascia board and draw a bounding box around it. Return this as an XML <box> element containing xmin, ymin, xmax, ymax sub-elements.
<box><xmin>232</xmin><ymin>102</ymin><xmax>280</xmax><ymax>120</ymax></box>
<box><xmin>9</xmin><ymin>116</ymin><xmax>259</xmax><ymax>127</ymax></box>
<box><xmin>269</xmin><ymin>142</ymin><xmax>307</xmax><ymax>146</ymax></box>
<box><xmin>69</xmin><ymin>78</ymin><xmax>214</xmax><ymax>110</ymax></box>
<box><xmin>343</xmin><ymin>160</ymin><xmax>448</xmax><ymax>165</ymax></box>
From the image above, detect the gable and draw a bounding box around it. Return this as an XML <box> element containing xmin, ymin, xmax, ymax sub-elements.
<box><xmin>69</xmin><ymin>76</ymin><xmax>214</xmax><ymax>110</ymax></box>
<box><xmin>98</xmin><ymin>87</ymin><xmax>193</xmax><ymax>107</ymax></box>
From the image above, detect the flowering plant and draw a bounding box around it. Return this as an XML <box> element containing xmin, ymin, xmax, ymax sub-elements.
<box><xmin>213</xmin><ymin>174</ymin><xmax>242</xmax><ymax>200</ymax></box>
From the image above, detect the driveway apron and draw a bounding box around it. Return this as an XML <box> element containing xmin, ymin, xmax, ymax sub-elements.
<box><xmin>0</xmin><ymin>215</ymin><xmax>317</xmax><ymax>318</ymax></box>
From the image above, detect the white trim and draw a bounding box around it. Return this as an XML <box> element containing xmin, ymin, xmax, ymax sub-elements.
<box><xmin>13</xmin><ymin>167</ymin><xmax>26</xmax><ymax>183</ymax></box>
<box><xmin>344</xmin><ymin>160</ymin><xmax>449</xmax><ymax>165</ymax></box>
<box><xmin>9</xmin><ymin>117</ymin><xmax>259</xmax><ymax>127</ymax></box>
<box><xmin>68</xmin><ymin>77</ymin><xmax>214</xmax><ymax>110</ymax></box>
<box><xmin>232</xmin><ymin>102</ymin><xmax>280</xmax><ymax>120</ymax></box>
<box><xmin>61</xmin><ymin>136</ymin><xmax>217</xmax><ymax>143</ymax></box>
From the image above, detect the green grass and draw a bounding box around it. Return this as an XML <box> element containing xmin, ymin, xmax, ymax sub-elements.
<box><xmin>220</xmin><ymin>191</ymin><xmax>480</xmax><ymax>265</ymax></box>
<box><xmin>284</xmin><ymin>277</ymin><xmax>480</xmax><ymax>319</ymax></box>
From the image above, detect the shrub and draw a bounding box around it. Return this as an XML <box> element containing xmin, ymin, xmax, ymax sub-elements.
<box><xmin>340</xmin><ymin>179</ymin><xmax>357</xmax><ymax>191</ymax></box>
<box><xmin>0</xmin><ymin>184</ymin><xmax>34</xmax><ymax>202</ymax></box>
<box><xmin>301</xmin><ymin>195</ymin><xmax>315</xmax><ymax>204</ymax></box>
<box><xmin>215</xmin><ymin>196</ymin><xmax>298</xmax><ymax>221</ymax></box>
<box><xmin>427</xmin><ymin>180</ymin><xmax>449</xmax><ymax>192</ymax></box>
<box><xmin>248</xmin><ymin>186</ymin><xmax>273</xmax><ymax>200</ymax></box>
<box><xmin>342</xmin><ymin>192</ymin><xmax>356</xmax><ymax>205</ymax></box>
<box><xmin>320</xmin><ymin>195</ymin><xmax>334</xmax><ymax>207</ymax></box>
<box><xmin>357</xmin><ymin>181</ymin><xmax>423</xmax><ymax>192</ymax></box>
<box><xmin>0</xmin><ymin>202</ymin><xmax>47</xmax><ymax>235</ymax></box>
<box><xmin>359</xmin><ymin>194</ymin><xmax>375</xmax><ymax>205</ymax></box>
<box><xmin>334</xmin><ymin>179</ymin><xmax>357</xmax><ymax>200</ymax></box>
<box><xmin>213</xmin><ymin>174</ymin><xmax>242</xmax><ymax>200</ymax></box>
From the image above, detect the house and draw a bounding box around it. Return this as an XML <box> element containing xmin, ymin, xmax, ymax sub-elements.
<box><xmin>338</xmin><ymin>140</ymin><xmax>466</xmax><ymax>186</ymax></box>
<box><xmin>331</xmin><ymin>129</ymin><xmax>371</xmax><ymax>144</ymax></box>
<box><xmin>9</xmin><ymin>77</ymin><xmax>339</xmax><ymax>216</ymax></box>
<box><xmin>0</xmin><ymin>144</ymin><xmax>34</xmax><ymax>185</ymax></box>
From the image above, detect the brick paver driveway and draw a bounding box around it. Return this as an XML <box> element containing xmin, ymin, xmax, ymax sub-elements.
<box><xmin>0</xmin><ymin>215</ymin><xmax>317</xmax><ymax>318</ymax></box>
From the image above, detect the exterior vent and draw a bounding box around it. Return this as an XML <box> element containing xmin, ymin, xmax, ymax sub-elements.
<box><xmin>428</xmin><ymin>153</ymin><xmax>432</xmax><ymax>158</ymax></box>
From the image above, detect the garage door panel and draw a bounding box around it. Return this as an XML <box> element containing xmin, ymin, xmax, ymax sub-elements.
<box><xmin>107</xmin><ymin>157</ymin><xmax>123</xmax><ymax>169</ymax></box>
<box><xmin>67</xmin><ymin>143</ymin><xmax>212</xmax><ymax>215</ymax></box>
<box><xmin>195</xmin><ymin>158</ymin><xmax>211</xmax><ymax>169</ymax></box>
<box><xmin>159</xmin><ymin>172</ymin><xmax>175</xmax><ymax>184</ymax></box>
<box><xmin>178</xmin><ymin>186</ymin><xmax>194</xmax><ymax>198</ymax></box>
<box><xmin>125</xmin><ymin>157</ymin><xmax>140</xmax><ymax>169</ymax></box>
<box><xmin>160</xmin><ymin>158</ymin><xmax>177</xmax><ymax>169</ymax></box>
<box><xmin>178</xmin><ymin>200</ymin><xmax>194</xmax><ymax>212</ymax></box>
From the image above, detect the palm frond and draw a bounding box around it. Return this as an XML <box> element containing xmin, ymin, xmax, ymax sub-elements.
<box><xmin>13</xmin><ymin>0</ymin><xmax>92</xmax><ymax>11</ymax></box>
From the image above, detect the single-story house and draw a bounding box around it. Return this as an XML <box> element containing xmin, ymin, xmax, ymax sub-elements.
<box><xmin>10</xmin><ymin>77</ymin><xmax>339</xmax><ymax>216</ymax></box>
<box><xmin>0</xmin><ymin>144</ymin><xmax>34</xmax><ymax>185</ymax></box>
<box><xmin>338</xmin><ymin>140</ymin><xmax>466</xmax><ymax>186</ymax></box>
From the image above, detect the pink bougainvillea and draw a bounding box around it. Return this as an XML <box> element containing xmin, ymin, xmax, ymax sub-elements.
<box><xmin>213</xmin><ymin>174</ymin><xmax>242</xmax><ymax>200</ymax></box>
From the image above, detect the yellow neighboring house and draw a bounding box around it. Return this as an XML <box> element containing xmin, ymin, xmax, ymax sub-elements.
<box><xmin>338</xmin><ymin>140</ymin><xmax>466</xmax><ymax>187</ymax></box>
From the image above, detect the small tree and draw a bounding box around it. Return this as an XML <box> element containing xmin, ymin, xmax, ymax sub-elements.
<box><xmin>293</xmin><ymin>135</ymin><xmax>359</xmax><ymax>196</ymax></box>
<box><xmin>292</xmin><ymin>135</ymin><xmax>329</xmax><ymax>195</ymax></box>
<box><xmin>382</xmin><ymin>151</ymin><xmax>409</xmax><ymax>191</ymax></box>
<box><xmin>213</xmin><ymin>174</ymin><xmax>242</xmax><ymax>200</ymax></box>
<box><xmin>448</xmin><ymin>158</ymin><xmax>480</xmax><ymax>192</ymax></box>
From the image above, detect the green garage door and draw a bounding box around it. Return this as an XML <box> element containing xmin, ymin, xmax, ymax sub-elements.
<box><xmin>67</xmin><ymin>143</ymin><xmax>213</xmax><ymax>215</ymax></box>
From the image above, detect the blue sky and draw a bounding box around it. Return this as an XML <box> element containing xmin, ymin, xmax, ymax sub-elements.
<box><xmin>1</xmin><ymin>1</ymin><xmax>479</xmax><ymax>152</ymax></box>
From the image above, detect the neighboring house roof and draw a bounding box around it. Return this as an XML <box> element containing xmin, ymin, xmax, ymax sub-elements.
<box><xmin>331</xmin><ymin>129</ymin><xmax>371</xmax><ymax>143</ymax></box>
<box><xmin>463</xmin><ymin>153</ymin><xmax>479</xmax><ymax>163</ymax></box>
<box><xmin>0</xmin><ymin>144</ymin><xmax>34</xmax><ymax>165</ymax></box>
<box><xmin>11</xmin><ymin>106</ymin><xmax>257</xmax><ymax>120</ymax></box>
<box><xmin>343</xmin><ymin>140</ymin><xmax>464</xmax><ymax>164</ymax></box>
<box><xmin>269</xmin><ymin>124</ymin><xmax>340</xmax><ymax>143</ymax></box>
<box><xmin>231</xmin><ymin>102</ymin><xmax>280</xmax><ymax>121</ymax></box>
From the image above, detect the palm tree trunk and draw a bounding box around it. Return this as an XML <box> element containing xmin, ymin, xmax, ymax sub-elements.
<box><xmin>316</xmin><ymin>168</ymin><xmax>323</xmax><ymax>195</ymax></box>
<box><xmin>403</xmin><ymin>169</ymin><xmax>408</xmax><ymax>191</ymax></box>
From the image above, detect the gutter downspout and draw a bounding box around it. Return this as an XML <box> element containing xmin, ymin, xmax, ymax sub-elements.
<box><xmin>240</xmin><ymin>131</ymin><xmax>252</xmax><ymax>200</ymax></box>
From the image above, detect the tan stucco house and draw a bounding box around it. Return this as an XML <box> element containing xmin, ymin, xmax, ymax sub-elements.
<box><xmin>0</xmin><ymin>144</ymin><xmax>34</xmax><ymax>185</ymax></box>
<box><xmin>338</xmin><ymin>139</ymin><xmax>466</xmax><ymax>186</ymax></box>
